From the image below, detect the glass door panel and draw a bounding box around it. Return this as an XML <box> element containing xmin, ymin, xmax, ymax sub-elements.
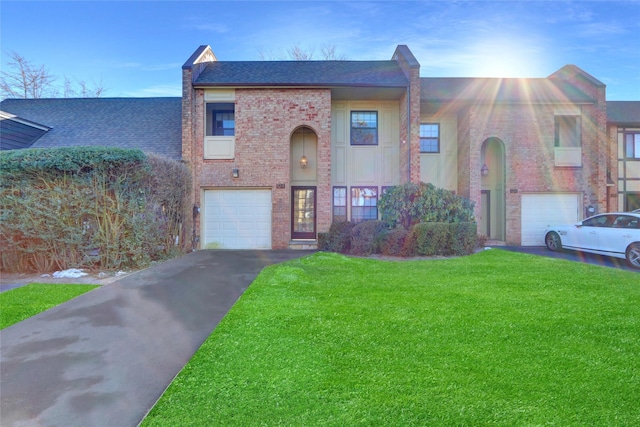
<box><xmin>292</xmin><ymin>187</ymin><xmax>316</xmax><ymax>239</ymax></box>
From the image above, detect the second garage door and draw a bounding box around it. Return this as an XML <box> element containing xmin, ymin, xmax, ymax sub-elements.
<box><xmin>203</xmin><ymin>189</ymin><xmax>272</xmax><ymax>249</ymax></box>
<box><xmin>521</xmin><ymin>193</ymin><xmax>580</xmax><ymax>246</ymax></box>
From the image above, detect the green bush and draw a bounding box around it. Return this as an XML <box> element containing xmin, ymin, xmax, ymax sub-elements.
<box><xmin>409</xmin><ymin>222</ymin><xmax>477</xmax><ymax>256</ymax></box>
<box><xmin>412</xmin><ymin>222</ymin><xmax>451</xmax><ymax>256</ymax></box>
<box><xmin>379</xmin><ymin>182</ymin><xmax>475</xmax><ymax>229</ymax></box>
<box><xmin>0</xmin><ymin>147</ymin><xmax>191</xmax><ymax>273</ymax></box>
<box><xmin>350</xmin><ymin>220</ymin><xmax>387</xmax><ymax>256</ymax></box>
<box><xmin>450</xmin><ymin>222</ymin><xmax>478</xmax><ymax>255</ymax></box>
<box><xmin>317</xmin><ymin>232</ymin><xmax>331</xmax><ymax>251</ymax></box>
<box><xmin>321</xmin><ymin>222</ymin><xmax>355</xmax><ymax>254</ymax></box>
<box><xmin>378</xmin><ymin>228</ymin><xmax>412</xmax><ymax>257</ymax></box>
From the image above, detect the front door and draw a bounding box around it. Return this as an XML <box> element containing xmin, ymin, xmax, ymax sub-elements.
<box><xmin>481</xmin><ymin>190</ymin><xmax>490</xmax><ymax>237</ymax></box>
<box><xmin>291</xmin><ymin>186</ymin><xmax>316</xmax><ymax>239</ymax></box>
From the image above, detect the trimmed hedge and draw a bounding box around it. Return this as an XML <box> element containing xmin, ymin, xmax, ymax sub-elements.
<box><xmin>320</xmin><ymin>220</ymin><xmax>477</xmax><ymax>258</ymax></box>
<box><xmin>349</xmin><ymin>220</ymin><xmax>387</xmax><ymax>256</ymax></box>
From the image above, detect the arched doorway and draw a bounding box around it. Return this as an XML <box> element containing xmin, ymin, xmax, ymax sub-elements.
<box><xmin>290</xmin><ymin>126</ymin><xmax>318</xmax><ymax>240</ymax></box>
<box><xmin>480</xmin><ymin>138</ymin><xmax>506</xmax><ymax>240</ymax></box>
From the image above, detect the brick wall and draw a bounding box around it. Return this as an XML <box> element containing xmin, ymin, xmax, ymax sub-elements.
<box><xmin>193</xmin><ymin>88</ymin><xmax>332</xmax><ymax>249</ymax></box>
<box><xmin>464</xmin><ymin>100</ymin><xmax>606</xmax><ymax>244</ymax></box>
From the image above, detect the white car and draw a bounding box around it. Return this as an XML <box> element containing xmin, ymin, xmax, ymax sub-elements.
<box><xmin>544</xmin><ymin>212</ymin><xmax>640</xmax><ymax>269</ymax></box>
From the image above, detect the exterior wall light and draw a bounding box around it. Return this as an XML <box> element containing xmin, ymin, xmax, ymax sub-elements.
<box><xmin>299</xmin><ymin>155</ymin><xmax>308</xmax><ymax>169</ymax></box>
<box><xmin>232</xmin><ymin>168</ymin><xmax>239</xmax><ymax>178</ymax></box>
<box><xmin>299</xmin><ymin>127</ymin><xmax>308</xmax><ymax>169</ymax></box>
<box><xmin>481</xmin><ymin>164</ymin><xmax>489</xmax><ymax>176</ymax></box>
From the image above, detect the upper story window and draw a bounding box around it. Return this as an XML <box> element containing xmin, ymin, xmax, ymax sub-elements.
<box><xmin>206</xmin><ymin>103</ymin><xmax>235</xmax><ymax>136</ymax></box>
<box><xmin>554</xmin><ymin>115</ymin><xmax>582</xmax><ymax>167</ymax></box>
<box><xmin>554</xmin><ymin>116</ymin><xmax>580</xmax><ymax>148</ymax></box>
<box><xmin>420</xmin><ymin>123</ymin><xmax>440</xmax><ymax>153</ymax></box>
<box><xmin>351</xmin><ymin>111</ymin><xmax>378</xmax><ymax>145</ymax></box>
<box><xmin>625</xmin><ymin>132</ymin><xmax>640</xmax><ymax>159</ymax></box>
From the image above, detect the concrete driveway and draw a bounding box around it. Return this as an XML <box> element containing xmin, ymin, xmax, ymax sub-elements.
<box><xmin>500</xmin><ymin>246</ymin><xmax>638</xmax><ymax>272</ymax></box>
<box><xmin>0</xmin><ymin>249</ymin><xmax>313</xmax><ymax>427</ymax></box>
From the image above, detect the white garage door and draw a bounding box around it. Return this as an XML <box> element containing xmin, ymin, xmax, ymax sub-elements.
<box><xmin>203</xmin><ymin>189</ymin><xmax>272</xmax><ymax>249</ymax></box>
<box><xmin>521</xmin><ymin>193</ymin><xmax>580</xmax><ymax>246</ymax></box>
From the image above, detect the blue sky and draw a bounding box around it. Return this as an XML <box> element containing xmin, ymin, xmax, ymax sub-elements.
<box><xmin>2</xmin><ymin>1</ymin><xmax>639</xmax><ymax>100</ymax></box>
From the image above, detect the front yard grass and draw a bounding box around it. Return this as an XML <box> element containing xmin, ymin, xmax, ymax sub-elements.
<box><xmin>143</xmin><ymin>249</ymin><xmax>640</xmax><ymax>426</ymax></box>
<box><xmin>0</xmin><ymin>283</ymin><xmax>99</xmax><ymax>329</ymax></box>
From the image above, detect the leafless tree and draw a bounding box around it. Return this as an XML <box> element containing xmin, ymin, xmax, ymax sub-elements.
<box><xmin>1</xmin><ymin>51</ymin><xmax>57</xmax><ymax>98</ymax></box>
<box><xmin>258</xmin><ymin>44</ymin><xmax>347</xmax><ymax>61</ymax></box>
<box><xmin>1</xmin><ymin>51</ymin><xmax>106</xmax><ymax>99</ymax></box>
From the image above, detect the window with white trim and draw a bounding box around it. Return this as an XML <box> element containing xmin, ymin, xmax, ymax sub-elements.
<box><xmin>624</xmin><ymin>132</ymin><xmax>640</xmax><ymax>159</ymax></box>
<box><xmin>204</xmin><ymin>102</ymin><xmax>235</xmax><ymax>159</ymax></box>
<box><xmin>554</xmin><ymin>115</ymin><xmax>581</xmax><ymax>166</ymax></box>
<box><xmin>206</xmin><ymin>103</ymin><xmax>235</xmax><ymax>136</ymax></box>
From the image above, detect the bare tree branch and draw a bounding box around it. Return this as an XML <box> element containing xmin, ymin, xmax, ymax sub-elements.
<box><xmin>1</xmin><ymin>51</ymin><xmax>56</xmax><ymax>98</ymax></box>
<box><xmin>1</xmin><ymin>51</ymin><xmax>106</xmax><ymax>99</ymax></box>
<box><xmin>257</xmin><ymin>44</ymin><xmax>347</xmax><ymax>61</ymax></box>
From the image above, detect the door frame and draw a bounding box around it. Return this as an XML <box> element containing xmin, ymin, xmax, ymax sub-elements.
<box><xmin>291</xmin><ymin>186</ymin><xmax>317</xmax><ymax>240</ymax></box>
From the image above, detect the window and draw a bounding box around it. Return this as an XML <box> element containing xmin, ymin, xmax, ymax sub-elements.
<box><xmin>351</xmin><ymin>187</ymin><xmax>378</xmax><ymax>223</ymax></box>
<box><xmin>626</xmin><ymin>193</ymin><xmax>640</xmax><ymax>212</ymax></box>
<box><xmin>204</xmin><ymin>102</ymin><xmax>235</xmax><ymax>159</ymax></box>
<box><xmin>554</xmin><ymin>116</ymin><xmax>580</xmax><ymax>147</ymax></box>
<box><xmin>625</xmin><ymin>132</ymin><xmax>640</xmax><ymax>159</ymax></box>
<box><xmin>206</xmin><ymin>103</ymin><xmax>235</xmax><ymax>136</ymax></box>
<box><xmin>554</xmin><ymin>115</ymin><xmax>581</xmax><ymax>167</ymax></box>
<box><xmin>420</xmin><ymin>123</ymin><xmax>439</xmax><ymax>153</ymax></box>
<box><xmin>333</xmin><ymin>187</ymin><xmax>347</xmax><ymax>222</ymax></box>
<box><xmin>351</xmin><ymin>111</ymin><xmax>378</xmax><ymax>145</ymax></box>
<box><xmin>582</xmin><ymin>215</ymin><xmax>611</xmax><ymax>227</ymax></box>
<box><xmin>612</xmin><ymin>215</ymin><xmax>639</xmax><ymax>229</ymax></box>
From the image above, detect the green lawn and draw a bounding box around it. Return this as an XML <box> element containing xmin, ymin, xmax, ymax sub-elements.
<box><xmin>0</xmin><ymin>283</ymin><xmax>99</xmax><ymax>329</ymax></box>
<box><xmin>143</xmin><ymin>249</ymin><xmax>640</xmax><ymax>426</ymax></box>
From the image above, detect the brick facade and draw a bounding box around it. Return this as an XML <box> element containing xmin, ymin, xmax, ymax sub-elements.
<box><xmin>181</xmin><ymin>44</ymin><xmax>619</xmax><ymax>249</ymax></box>
<box><xmin>190</xmin><ymin>88</ymin><xmax>332</xmax><ymax>249</ymax></box>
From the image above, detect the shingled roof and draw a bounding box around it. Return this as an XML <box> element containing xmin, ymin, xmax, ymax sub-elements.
<box><xmin>420</xmin><ymin>77</ymin><xmax>594</xmax><ymax>104</ymax></box>
<box><xmin>0</xmin><ymin>111</ymin><xmax>51</xmax><ymax>150</ymax></box>
<box><xmin>194</xmin><ymin>60</ymin><xmax>409</xmax><ymax>87</ymax></box>
<box><xmin>0</xmin><ymin>97</ymin><xmax>182</xmax><ymax>159</ymax></box>
<box><xmin>607</xmin><ymin>101</ymin><xmax>640</xmax><ymax>125</ymax></box>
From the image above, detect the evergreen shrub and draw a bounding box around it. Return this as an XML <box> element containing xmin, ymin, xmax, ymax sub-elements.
<box><xmin>349</xmin><ymin>220</ymin><xmax>387</xmax><ymax>256</ymax></box>
<box><xmin>0</xmin><ymin>147</ymin><xmax>191</xmax><ymax>273</ymax></box>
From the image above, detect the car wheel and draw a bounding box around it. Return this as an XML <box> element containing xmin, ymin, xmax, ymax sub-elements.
<box><xmin>545</xmin><ymin>232</ymin><xmax>562</xmax><ymax>252</ymax></box>
<box><xmin>625</xmin><ymin>243</ymin><xmax>640</xmax><ymax>269</ymax></box>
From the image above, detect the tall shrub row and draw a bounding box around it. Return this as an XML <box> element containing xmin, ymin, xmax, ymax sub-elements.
<box><xmin>319</xmin><ymin>220</ymin><xmax>477</xmax><ymax>257</ymax></box>
<box><xmin>0</xmin><ymin>147</ymin><xmax>192</xmax><ymax>273</ymax></box>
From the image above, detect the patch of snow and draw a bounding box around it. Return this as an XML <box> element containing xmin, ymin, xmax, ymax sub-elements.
<box><xmin>115</xmin><ymin>271</ymin><xmax>128</xmax><ymax>277</ymax></box>
<box><xmin>52</xmin><ymin>268</ymin><xmax>88</xmax><ymax>279</ymax></box>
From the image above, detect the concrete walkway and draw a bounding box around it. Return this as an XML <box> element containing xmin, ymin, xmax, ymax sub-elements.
<box><xmin>1</xmin><ymin>250</ymin><xmax>312</xmax><ymax>427</ymax></box>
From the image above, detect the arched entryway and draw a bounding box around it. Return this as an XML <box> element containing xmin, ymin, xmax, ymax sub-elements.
<box><xmin>290</xmin><ymin>126</ymin><xmax>318</xmax><ymax>240</ymax></box>
<box><xmin>480</xmin><ymin>138</ymin><xmax>506</xmax><ymax>240</ymax></box>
